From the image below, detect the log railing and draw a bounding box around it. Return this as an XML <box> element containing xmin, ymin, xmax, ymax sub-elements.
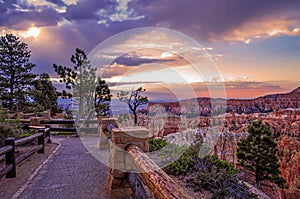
<box><xmin>126</xmin><ymin>144</ymin><xmax>191</xmax><ymax>199</ymax></box>
<box><xmin>100</xmin><ymin>118</ymin><xmax>192</xmax><ymax>199</ymax></box>
<box><xmin>0</xmin><ymin>127</ymin><xmax>51</xmax><ymax>179</ymax></box>
<box><xmin>40</xmin><ymin>119</ymin><xmax>98</xmax><ymax>134</ymax></box>
<box><xmin>18</xmin><ymin>118</ymin><xmax>98</xmax><ymax>134</ymax></box>
<box><xmin>38</xmin><ymin>119</ymin><xmax>77</xmax><ymax>132</ymax></box>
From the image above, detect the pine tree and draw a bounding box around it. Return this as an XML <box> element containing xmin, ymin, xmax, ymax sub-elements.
<box><xmin>237</xmin><ymin>120</ymin><xmax>286</xmax><ymax>188</ymax></box>
<box><xmin>53</xmin><ymin>48</ymin><xmax>96</xmax><ymax>116</ymax></box>
<box><xmin>32</xmin><ymin>73</ymin><xmax>61</xmax><ymax>115</ymax></box>
<box><xmin>53</xmin><ymin>48</ymin><xmax>112</xmax><ymax>119</ymax></box>
<box><xmin>0</xmin><ymin>34</ymin><xmax>36</xmax><ymax>111</ymax></box>
<box><xmin>94</xmin><ymin>77</ymin><xmax>112</xmax><ymax>117</ymax></box>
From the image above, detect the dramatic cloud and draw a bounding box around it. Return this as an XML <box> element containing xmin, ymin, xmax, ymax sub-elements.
<box><xmin>96</xmin><ymin>0</ymin><xmax>144</xmax><ymax>24</ymax></box>
<box><xmin>1</xmin><ymin>0</ymin><xmax>299</xmax><ymax>98</ymax></box>
<box><xmin>134</xmin><ymin>0</ymin><xmax>300</xmax><ymax>41</ymax></box>
<box><xmin>2</xmin><ymin>0</ymin><xmax>300</xmax><ymax>41</ymax></box>
<box><xmin>220</xmin><ymin>16</ymin><xmax>300</xmax><ymax>43</ymax></box>
<box><xmin>114</xmin><ymin>53</ymin><xmax>175</xmax><ymax>67</ymax></box>
<box><xmin>109</xmin><ymin>79</ymin><xmax>285</xmax><ymax>100</ymax></box>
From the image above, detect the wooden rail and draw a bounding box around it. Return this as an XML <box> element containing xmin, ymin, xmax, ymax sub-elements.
<box><xmin>40</xmin><ymin>119</ymin><xmax>98</xmax><ymax>125</ymax></box>
<box><xmin>40</xmin><ymin>119</ymin><xmax>75</xmax><ymax>124</ymax></box>
<box><xmin>103</xmin><ymin>119</ymin><xmax>192</xmax><ymax>199</ymax></box>
<box><xmin>20</xmin><ymin>119</ymin><xmax>99</xmax><ymax>135</ymax></box>
<box><xmin>49</xmin><ymin>127</ymin><xmax>77</xmax><ymax>132</ymax></box>
<box><xmin>0</xmin><ymin>127</ymin><xmax>51</xmax><ymax>179</ymax></box>
<box><xmin>15</xmin><ymin>132</ymin><xmax>43</xmax><ymax>146</ymax></box>
<box><xmin>9</xmin><ymin>110</ymin><xmax>51</xmax><ymax>120</ymax></box>
<box><xmin>126</xmin><ymin>144</ymin><xmax>192</xmax><ymax>199</ymax></box>
<box><xmin>40</xmin><ymin>119</ymin><xmax>98</xmax><ymax>134</ymax></box>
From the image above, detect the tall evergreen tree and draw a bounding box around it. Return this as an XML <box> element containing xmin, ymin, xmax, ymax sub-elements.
<box><xmin>53</xmin><ymin>48</ymin><xmax>96</xmax><ymax>116</ymax></box>
<box><xmin>0</xmin><ymin>34</ymin><xmax>36</xmax><ymax>111</ymax></box>
<box><xmin>94</xmin><ymin>77</ymin><xmax>112</xmax><ymax>117</ymax></box>
<box><xmin>53</xmin><ymin>48</ymin><xmax>112</xmax><ymax>120</ymax></box>
<box><xmin>237</xmin><ymin>120</ymin><xmax>286</xmax><ymax>188</ymax></box>
<box><xmin>33</xmin><ymin>73</ymin><xmax>60</xmax><ymax>115</ymax></box>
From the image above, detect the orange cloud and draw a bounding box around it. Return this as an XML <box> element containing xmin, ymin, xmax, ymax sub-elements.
<box><xmin>216</xmin><ymin>16</ymin><xmax>300</xmax><ymax>43</ymax></box>
<box><xmin>118</xmin><ymin>80</ymin><xmax>286</xmax><ymax>100</ymax></box>
<box><xmin>1</xmin><ymin>26</ymin><xmax>41</xmax><ymax>39</ymax></box>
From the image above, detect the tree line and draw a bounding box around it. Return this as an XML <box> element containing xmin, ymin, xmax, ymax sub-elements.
<box><xmin>0</xmin><ymin>33</ymin><xmax>114</xmax><ymax>118</ymax></box>
<box><xmin>0</xmin><ymin>33</ymin><xmax>59</xmax><ymax>114</ymax></box>
<box><xmin>0</xmin><ymin>33</ymin><xmax>148</xmax><ymax>125</ymax></box>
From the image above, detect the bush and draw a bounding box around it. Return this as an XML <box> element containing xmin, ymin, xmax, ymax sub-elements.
<box><xmin>161</xmin><ymin>143</ymin><xmax>198</xmax><ymax>175</ymax></box>
<box><xmin>51</xmin><ymin>131</ymin><xmax>75</xmax><ymax>135</ymax></box>
<box><xmin>148</xmin><ymin>139</ymin><xmax>198</xmax><ymax>175</ymax></box>
<box><xmin>117</xmin><ymin>113</ymin><xmax>131</xmax><ymax>126</ymax></box>
<box><xmin>19</xmin><ymin>132</ymin><xmax>34</xmax><ymax>138</ymax></box>
<box><xmin>210</xmin><ymin>155</ymin><xmax>239</xmax><ymax>174</ymax></box>
<box><xmin>188</xmin><ymin>156</ymin><xmax>256</xmax><ymax>199</ymax></box>
<box><xmin>149</xmin><ymin>138</ymin><xmax>256</xmax><ymax>198</ymax></box>
<box><xmin>64</xmin><ymin>108</ymin><xmax>73</xmax><ymax>120</ymax></box>
<box><xmin>149</xmin><ymin>138</ymin><xmax>168</xmax><ymax>152</ymax></box>
<box><xmin>158</xmin><ymin>133</ymin><xmax>206</xmax><ymax>176</ymax></box>
<box><xmin>0</xmin><ymin>123</ymin><xmax>23</xmax><ymax>147</ymax></box>
<box><xmin>0</xmin><ymin>104</ymin><xmax>23</xmax><ymax>146</ymax></box>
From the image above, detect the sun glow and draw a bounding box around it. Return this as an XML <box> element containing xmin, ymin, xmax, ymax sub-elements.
<box><xmin>20</xmin><ymin>27</ymin><xmax>41</xmax><ymax>39</ymax></box>
<box><xmin>160</xmin><ymin>52</ymin><xmax>173</xmax><ymax>58</ymax></box>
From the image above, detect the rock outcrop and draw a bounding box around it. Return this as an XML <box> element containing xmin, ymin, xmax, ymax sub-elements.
<box><xmin>208</xmin><ymin>131</ymin><xmax>248</xmax><ymax>167</ymax></box>
<box><xmin>211</xmin><ymin>133</ymin><xmax>300</xmax><ymax>199</ymax></box>
<box><xmin>148</xmin><ymin>87</ymin><xmax>300</xmax><ymax>117</ymax></box>
<box><xmin>278</xmin><ymin>136</ymin><xmax>300</xmax><ymax>199</ymax></box>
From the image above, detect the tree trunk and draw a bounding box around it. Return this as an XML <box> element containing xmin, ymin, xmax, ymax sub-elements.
<box><xmin>255</xmin><ymin>164</ymin><xmax>261</xmax><ymax>188</ymax></box>
<box><xmin>133</xmin><ymin>111</ymin><xmax>138</xmax><ymax>126</ymax></box>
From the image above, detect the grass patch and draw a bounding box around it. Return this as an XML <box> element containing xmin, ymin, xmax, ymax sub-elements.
<box><xmin>19</xmin><ymin>132</ymin><xmax>34</xmax><ymax>138</ymax></box>
<box><xmin>51</xmin><ymin>131</ymin><xmax>76</xmax><ymax>135</ymax></box>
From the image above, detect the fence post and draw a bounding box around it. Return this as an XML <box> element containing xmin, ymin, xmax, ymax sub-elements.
<box><xmin>5</xmin><ymin>137</ymin><xmax>16</xmax><ymax>178</ymax></box>
<box><xmin>45</xmin><ymin>124</ymin><xmax>51</xmax><ymax>143</ymax></box>
<box><xmin>108</xmin><ymin>127</ymin><xmax>149</xmax><ymax>199</ymax></box>
<box><xmin>99</xmin><ymin>117</ymin><xmax>118</xmax><ymax>149</ymax></box>
<box><xmin>38</xmin><ymin>129</ymin><xmax>45</xmax><ymax>154</ymax></box>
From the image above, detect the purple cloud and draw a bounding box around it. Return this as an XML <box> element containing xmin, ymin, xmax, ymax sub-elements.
<box><xmin>135</xmin><ymin>0</ymin><xmax>300</xmax><ymax>40</ymax></box>
<box><xmin>1</xmin><ymin>0</ymin><xmax>300</xmax><ymax>86</ymax></box>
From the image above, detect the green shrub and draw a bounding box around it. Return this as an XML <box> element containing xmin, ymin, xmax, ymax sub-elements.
<box><xmin>0</xmin><ymin>103</ymin><xmax>23</xmax><ymax>146</ymax></box>
<box><xmin>19</xmin><ymin>132</ymin><xmax>33</xmax><ymax>138</ymax></box>
<box><xmin>149</xmin><ymin>138</ymin><xmax>168</xmax><ymax>152</ymax></box>
<box><xmin>0</xmin><ymin>105</ymin><xmax>9</xmax><ymax>122</ymax></box>
<box><xmin>209</xmin><ymin>155</ymin><xmax>239</xmax><ymax>174</ymax></box>
<box><xmin>117</xmin><ymin>113</ymin><xmax>131</xmax><ymax>125</ymax></box>
<box><xmin>161</xmin><ymin>143</ymin><xmax>198</xmax><ymax>175</ymax></box>
<box><xmin>189</xmin><ymin>156</ymin><xmax>257</xmax><ymax>199</ymax></box>
<box><xmin>51</xmin><ymin>131</ymin><xmax>75</xmax><ymax>135</ymax></box>
<box><xmin>64</xmin><ymin>108</ymin><xmax>73</xmax><ymax>120</ymax></box>
<box><xmin>0</xmin><ymin>123</ymin><xmax>23</xmax><ymax>147</ymax></box>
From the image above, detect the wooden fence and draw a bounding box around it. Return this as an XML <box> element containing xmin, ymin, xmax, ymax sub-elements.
<box><xmin>20</xmin><ymin>119</ymin><xmax>96</xmax><ymax>133</ymax></box>
<box><xmin>100</xmin><ymin>118</ymin><xmax>192</xmax><ymax>199</ymax></box>
<box><xmin>126</xmin><ymin>144</ymin><xmax>191</xmax><ymax>199</ymax></box>
<box><xmin>0</xmin><ymin>118</ymin><xmax>98</xmax><ymax>179</ymax></box>
<box><xmin>40</xmin><ymin>119</ymin><xmax>98</xmax><ymax>134</ymax></box>
<box><xmin>0</xmin><ymin>127</ymin><xmax>51</xmax><ymax>179</ymax></box>
<box><xmin>40</xmin><ymin>119</ymin><xmax>77</xmax><ymax>132</ymax></box>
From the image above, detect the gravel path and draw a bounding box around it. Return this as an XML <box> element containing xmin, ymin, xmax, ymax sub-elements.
<box><xmin>0</xmin><ymin>142</ymin><xmax>59</xmax><ymax>199</ymax></box>
<box><xmin>16</xmin><ymin>136</ymin><xmax>108</xmax><ymax>199</ymax></box>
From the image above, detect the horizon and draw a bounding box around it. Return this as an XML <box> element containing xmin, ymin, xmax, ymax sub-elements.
<box><xmin>57</xmin><ymin>85</ymin><xmax>300</xmax><ymax>109</ymax></box>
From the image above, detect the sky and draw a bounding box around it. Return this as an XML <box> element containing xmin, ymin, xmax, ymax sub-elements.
<box><xmin>1</xmin><ymin>0</ymin><xmax>300</xmax><ymax>100</ymax></box>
